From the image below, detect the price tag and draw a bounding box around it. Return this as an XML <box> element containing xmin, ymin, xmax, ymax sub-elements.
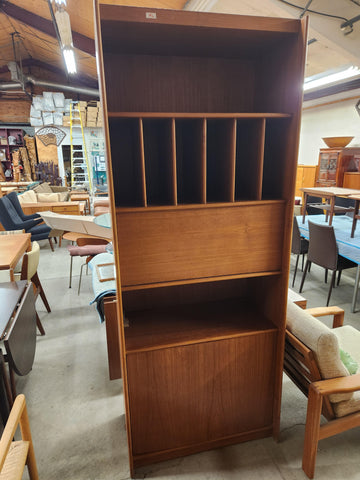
<box><xmin>146</xmin><ymin>12</ymin><xmax>157</xmax><ymax>19</ymax></box>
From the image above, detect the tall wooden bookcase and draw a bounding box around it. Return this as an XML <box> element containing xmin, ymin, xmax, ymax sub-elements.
<box><xmin>94</xmin><ymin>4</ymin><xmax>307</xmax><ymax>476</ymax></box>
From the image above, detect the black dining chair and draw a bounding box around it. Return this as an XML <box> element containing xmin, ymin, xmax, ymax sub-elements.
<box><xmin>299</xmin><ymin>221</ymin><xmax>357</xmax><ymax>306</ymax></box>
<box><xmin>291</xmin><ymin>216</ymin><xmax>309</xmax><ymax>287</ymax></box>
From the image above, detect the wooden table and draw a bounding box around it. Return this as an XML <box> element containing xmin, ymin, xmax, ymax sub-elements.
<box><xmin>301</xmin><ymin>187</ymin><xmax>360</xmax><ymax>226</ymax></box>
<box><xmin>349</xmin><ymin>194</ymin><xmax>360</xmax><ymax>238</ymax></box>
<box><xmin>70</xmin><ymin>193</ymin><xmax>91</xmax><ymax>215</ymax></box>
<box><xmin>21</xmin><ymin>201</ymin><xmax>84</xmax><ymax>216</ymax></box>
<box><xmin>0</xmin><ymin>233</ymin><xmax>31</xmax><ymax>281</ymax></box>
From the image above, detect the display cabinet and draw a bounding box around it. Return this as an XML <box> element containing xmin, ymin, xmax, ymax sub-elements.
<box><xmin>94</xmin><ymin>4</ymin><xmax>307</xmax><ymax>475</ymax></box>
<box><xmin>316</xmin><ymin>147</ymin><xmax>360</xmax><ymax>188</ymax></box>
<box><xmin>0</xmin><ymin>128</ymin><xmax>24</xmax><ymax>181</ymax></box>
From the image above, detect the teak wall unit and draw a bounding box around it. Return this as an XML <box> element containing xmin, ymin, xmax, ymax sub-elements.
<box><xmin>94</xmin><ymin>4</ymin><xmax>307</xmax><ymax>476</ymax></box>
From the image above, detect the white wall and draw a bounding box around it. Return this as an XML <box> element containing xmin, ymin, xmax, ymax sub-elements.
<box><xmin>298</xmin><ymin>93</ymin><xmax>360</xmax><ymax>166</ymax></box>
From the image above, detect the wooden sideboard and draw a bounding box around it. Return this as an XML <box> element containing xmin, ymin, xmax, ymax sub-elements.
<box><xmin>21</xmin><ymin>201</ymin><xmax>84</xmax><ymax>216</ymax></box>
<box><xmin>95</xmin><ymin>3</ymin><xmax>307</xmax><ymax>475</ymax></box>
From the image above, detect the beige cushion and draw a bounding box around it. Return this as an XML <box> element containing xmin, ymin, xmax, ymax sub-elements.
<box><xmin>57</xmin><ymin>191</ymin><xmax>69</xmax><ymax>202</ymax></box>
<box><xmin>37</xmin><ymin>192</ymin><xmax>60</xmax><ymax>202</ymax></box>
<box><xmin>332</xmin><ymin>391</ymin><xmax>360</xmax><ymax>417</ymax></box>
<box><xmin>33</xmin><ymin>182</ymin><xmax>52</xmax><ymax>193</ymax></box>
<box><xmin>18</xmin><ymin>190</ymin><xmax>37</xmax><ymax>203</ymax></box>
<box><xmin>286</xmin><ymin>302</ymin><xmax>351</xmax><ymax>402</ymax></box>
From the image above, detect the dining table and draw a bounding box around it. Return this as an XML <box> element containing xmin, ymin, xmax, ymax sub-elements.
<box><xmin>301</xmin><ymin>187</ymin><xmax>360</xmax><ymax>226</ymax></box>
<box><xmin>297</xmin><ymin>214</ymin><xmax>360</xmax><ymax>312</ymax></box>
<box><xmin>0</xmin><ymin>233</ymin><xmax>31</xmax><ymax>281</ymax></box>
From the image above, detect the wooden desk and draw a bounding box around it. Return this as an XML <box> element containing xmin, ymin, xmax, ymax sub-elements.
<box><xmin>21</xmin><ymin>201</ymin><xmax>84</xmax><ymax>216</ymax></box>
<box><xmin>301</xmin><ymin>187</ymin><xmax>360</xmax><ymax>226</ymax></box>
<box><xmin>70</xmin><ymin>193</ymin><xmax>91</xmax><ymax>215</ymax></box>
<box><xmin>0</xmin><ymin>233</ymin><xmax>31</xmax><ymax>281</ymax></box>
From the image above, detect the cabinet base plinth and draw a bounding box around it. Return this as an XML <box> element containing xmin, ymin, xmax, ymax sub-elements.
<box><xmin>132</xmin><ymin>425</ymin><xmax>273</xmax><ymax>469</ymax></box>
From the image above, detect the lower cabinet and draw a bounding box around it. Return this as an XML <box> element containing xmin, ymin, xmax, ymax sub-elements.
<box><xmin>126</xmin><ymin>329</ymin><xmax>277</xmax><ymax>466</ymax></box>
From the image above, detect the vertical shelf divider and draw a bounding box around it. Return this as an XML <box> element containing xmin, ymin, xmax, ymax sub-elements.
<box><xmin>201</xmin><ymin>118</ymin><xmax>207</xmax><ymax>204</ymax></box>
<box><xmin>171</xmin><ymin>118</ymin><xmax>177</xmax><ymax>206</ymax></box>
<box><xmin>138</xmin><ymin>118</ymin><xmax>147</xmax><ymax>207</ymax></box>
<box><xmin>256</xmin><ymin>118</ymin><xmax>266</xmax><ymax>201</ymax></box>
<box><xmin>229</xmin><ymin>118</ymin><xmax>237</xmax><ymax>202</ymax></box>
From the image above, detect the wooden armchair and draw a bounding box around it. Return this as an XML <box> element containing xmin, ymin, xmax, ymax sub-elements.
<box><xmin>285</xmin><ymin>303</ymin><xmax>360</xmax><ymax>478</ymax></box>
<box><xmin>0</xmin><ymin>394</ymin><xmax>38</xmax><ymax>479</ymax></box>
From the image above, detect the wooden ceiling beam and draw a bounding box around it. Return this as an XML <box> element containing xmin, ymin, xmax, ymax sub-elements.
<box><xmin>0</xmin><ymin>1</ymin><xmax>95</xmax><ymax>56</ymax></box>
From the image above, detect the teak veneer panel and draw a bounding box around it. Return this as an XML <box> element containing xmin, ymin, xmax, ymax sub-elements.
<box><xmin>126</xmin><ymin>331</ymin><xmax>277</xmax><ymax>455</ymax></box>
<box><xmin>116</xmin><ymin>202</ymin><xmax>285</xmax><ymax>287</ymax></box>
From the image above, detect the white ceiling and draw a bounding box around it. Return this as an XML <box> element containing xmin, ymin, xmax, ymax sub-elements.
<box><xmin>185</xmin><ymin>0</ymin><xmax>360</xmax><ymax>78</ymax></box>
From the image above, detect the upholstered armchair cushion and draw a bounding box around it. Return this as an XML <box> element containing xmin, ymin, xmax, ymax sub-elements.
<box><xmin>33</xmin><ymin>182</ymin><xmax>53</xmax><ymax>194</ymax></box>
<box><xmin>37</xmin><ymin>192</ymin><xmax>59</xmax><ymax>202</ymax></box>
<box><xmin>286</xmin><ymin>302</ymin><xmax>351</xmax><ymax>403</ymax></box>
<box><xmin>18</xmin><ymin>190</ymin><xmax>37</xmax><ymax>203</ymax></box>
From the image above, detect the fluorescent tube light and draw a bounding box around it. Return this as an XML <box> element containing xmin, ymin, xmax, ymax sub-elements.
<box><xmin>304</xmin><ymin>66</ymin><xmax>360</xmax><ymax>92</ymax></box>
<box><xmin>63</xmin><ymin>48</ymin><xmax>77</xmax><ymax>74</ymax></box>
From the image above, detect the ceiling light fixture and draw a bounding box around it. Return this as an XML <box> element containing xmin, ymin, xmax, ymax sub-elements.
<box><xmin>304</xmin><ymin>65</ymin><xmax>360</xmax><ymax>92</ymax></box>
<box><xmin>49</xmin><ymin>0</ymin><xmax>77</xmax><ymax>75</ymax></box>
<box><xmin>63</xmin><ymin>48</ymin><xmax>77</xmax><ymax>74</ymax></box>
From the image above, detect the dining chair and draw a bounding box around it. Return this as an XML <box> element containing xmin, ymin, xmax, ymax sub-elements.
<box><xmin>291</xmin><ymin>216</ymin><xmax>309</xmax><ymax>287</ymax></box>
<box><xmin>13</xmin><ymin>241</ymin><xmax>49</xmax><ymax>336</ymax></box>
<box><xmin>67</xmin><ymin>238</ymin><xmax>109</xmax><ymax>294</ymax></box>
<box><xmin>299</xmin><ymin>221</ymin><xmax>357</xmax><ymax>306</ymax></box>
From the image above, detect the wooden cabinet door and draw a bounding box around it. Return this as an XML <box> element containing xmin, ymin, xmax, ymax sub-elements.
<box><xmin>126</xmin><ymin>331</ymin><xmax>276</xmax><ymax>458</ymax></box>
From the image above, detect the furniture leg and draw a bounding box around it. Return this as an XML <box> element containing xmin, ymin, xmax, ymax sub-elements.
<box><xmin>48</xmin><ymin>238</ymin><xmax>54</xmax><ymax>252</ymax></box>
<box><xmin>302</xmin><ymin>193</ymin><xmax>308</xmax><ymax>224</ymax></box>
<box><xmin>78</xmin><ymin>263</ymin><xmax>86</xmax><ymax>295</ymax></box>
<box><xmin>18</xmin><ymin>398</ymin><xmax>39</xmax><ymax>480</ymax></box>
<box><xmin>8</xmin><ymin>366</ymin><xmax>16</xmax><ymax>400</ymax></box>
<box><xmin>337</xmin><ymin>270</ymin><xmax>342</xmax><ymax>286</ymax></box>
<box><xmin>302</xmin><ymin>385</ymin><xmax>323</xmax><ymax>479</ymax></box>
<box><xmin>326</xmin><ymin>270</ymin><xmax>336</xmax><ymax>306</ymax></box>
<box><xmin>32</xmin><ymin>273</ymin><xmax>51</xmax><ymax>312</ymax></box>
<box><xmin>69</xmin><ymin>256</ymin><xmax>73</xmax><ymax>288</ymax></box>
<box><xmin>292</xmin><ymin>254</ymin><xmax>300</xmax><ymax>287</ymax></box>
<box><xmin>329</xmin><ymin>197</ymin><xmax>335</xmax><ymax>226</ymax></box>
<box><xmin>9</xmin><ymin>267</ymin><xmax>14</xmax><ymax>282</ymax></box>
<box><xmin>299</xmin><ymin>260</ymin><xmax>311</xmax><ymax>293</ymax></box>
<box><xmin>35</xmin><ymin>312</ymin><xmax>45</xmax><ymax>336</ymax></box>
<box><xmin>351</xmin><ymin>264</ymin><xmax>360</xmax><ymax>313</ymax></box>
<box><xmin>351</xmin><ymin>199</ymin><xmax>359</xmax><ymax>238</ymax></box>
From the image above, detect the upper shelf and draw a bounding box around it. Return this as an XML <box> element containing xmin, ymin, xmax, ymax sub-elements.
<box><xmin>108</xmin><ymin>112</ymin><xmax>292</xmax><ymax>119</ymax></box>
<box><xmin>100</xmin><ymin>5</ymin><xmax>301</xmax><ymax>59</ymax></box>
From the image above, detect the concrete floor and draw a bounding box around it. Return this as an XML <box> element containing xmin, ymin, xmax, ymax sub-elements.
<box><xmin>14</xmin><ymin>240</ymin><xmax>360</xmax><ymax>479</ymax></box>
